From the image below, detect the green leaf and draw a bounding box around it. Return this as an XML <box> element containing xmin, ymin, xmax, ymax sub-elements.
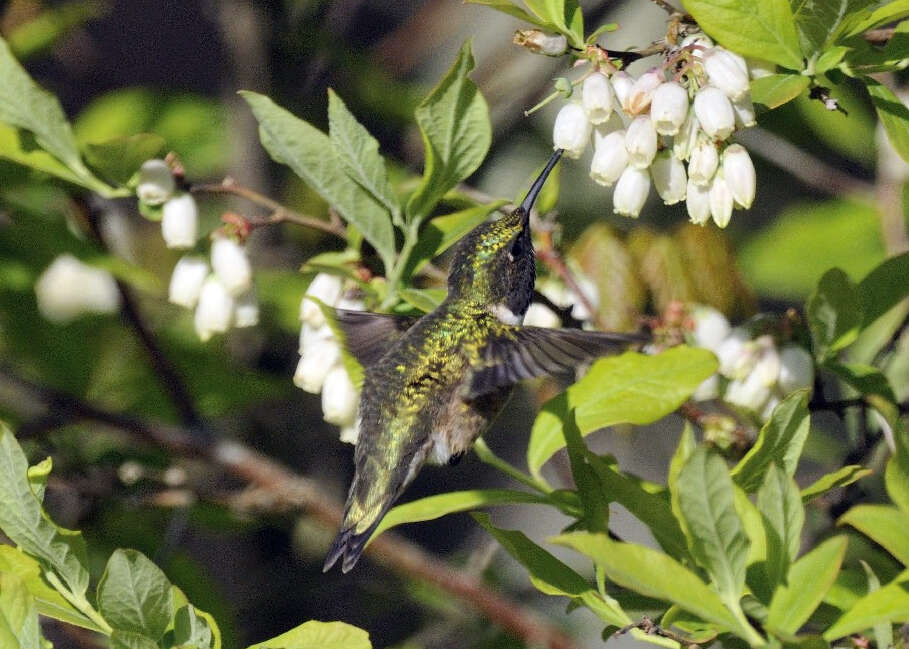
<box><xmin>247</xmin><ymin>620</ymin><xmax>371</xmax><ymax>649</ymax></box>
<box><xmin>750</xmin><ymin>74</ymin><xmax>811</xmax><ymax>109</ymax></box>
<box><xmin>527</xmin><ymin>346</ymin><xmax>717</xmax><ymax>477</ymax></box>
<box><xmin>731</xmin><ymin>391</ymin><xmax>811</xmax><ymax>492</ymax></box>
<box><xmin>327</xmin><ymin>89</ymin><xmax>401</xmax><ymax>224</ymax></box>
<box><xmin>172</xmin><ymin>605</ymin><xmax>215</xmax><ymax>649</ymax></box>
<box><xmin>826</xmin><ymin>361</ymin><xmax>898</xmax><ymax>402</ymax></box>
<box><xmin>405</xmin><ymin>42</ymin><xmax>491</xmax><ymax>224</ymax></box>
<box><xmin>838</xmin><ymin>504</ymin><xmax>909</xmax><ymax>565</ymax></box>
<box><xmin>841</xmin><ymin>0</ymin><xmax>909</xmax><ymax>37</ymax></box>
<box><xmin>865</xmin><ymin>76</ymin><xmax>909</xmax><ymax>164</ymax></box>
<box><xmin>0</xmin><ymin>423</ymin><xmax>89</xmax><ymax>600</ymax></box>
<box><xmin>371</xmin><ymin>489</ymin><xmax>551</xmax><ymax>540</ymax></box>
<box><xmin>472</xmin><ymin>513</ymin><xmax>630</xmax><ymax>626</ymax></box>
<box><xmin>861</xmin><ymin>561</ymin><xmax>894</xmax><ymax>649</ymax></box>
<box><xmin>839</xmin><ymin>21</ymin><xmax>909</xmax><ymax>75</ymax></box>
<box><xmin>800</xmin><ymin>465</ymin><xmax>871</xmax><ymax>502</ymax></box>
<box><xmin>766</xmin><ymin>536</ymin><xmax>848</xmax><ymax>634</ymax></box>
<box><xmin>523</xmin><ymin>0</ymin><xmax>585</xmax><ymax>47</ymax></box>
<box><xmin>0</xmin><ymin>122</ymin><xmax>96</xmax><ymax>188</ymax></box>
<box><xmin>676</xmin><ymin>447</ymin><xmax>749</xmax><ymax>607</ymax></box>
<box><xmin>0</xmin><ymin>573</ymin><xmax>41</xmax><ymax>649</ymax></box>
<box><xmin>239</xmin><ymin>91</ymin><xmax>396</xmax><ymax>271</ymax></box>
<box><xmin>109</xmin><ymin>630</ymin><xmax>160</xmax><ymax>649</ymax></box>
<box><xmin>26</xmin><ymin>457</ymin><xmax>51</xmax><ymax>503</ymax></box>
<box><xmin>83</xmin><ymin>133</ymin><xmax>166</xmax><ymax>186</ymax></box>
<box><xmin>562</xmin><ymin>411</ymin><xmax>609</xmax><ymax>533</ymax></box>
<box><xmin>97</xmin><ymin>549</ymin><xmax>174</xmax><ymax>639</ymax></box>
<box><xmin>680</xmin><ymin>0</ymin><xmax>803</xmax><ymax>69</ymax></box>
<box><xmin>463</xmin><ymin>0</ymin><xmax>551</xmax><ymax>29</ymax></box>
<box><xmin>885</xmin><ymin>443</ymin><xmax>909</xmax><ymax>513</ymax></box>
<box><xmin>0</xmin><ymin>546</ymin><xmax>101</xmax><ymax>632</ymax></box>
<box><xmin>551</xmin><ymin>532</ymin><xmax>760</xmax><ymax>642</ymax></box>
<box><xmin>807</xmin><ymin>268</ymin><xmax>863</xmax><ymax>359</ymax></box>
<box><xmin>757</xmin><ymin>463</ymin><xmax>804</xmax><ymax>563</ymax></box>
<box><xmin>824</xmin><ymin>570</ymin><xmax>909</xmax><ymax>639</ymax></box>
<box><xmin>397</xmin><ymin>287</ymin><xmax>446</xmax><ymax>313</ymax></box>
<box><xmin>791</xmin><ymin>0</ymin><xmax>875</xmax><ymax>56</ymax></box>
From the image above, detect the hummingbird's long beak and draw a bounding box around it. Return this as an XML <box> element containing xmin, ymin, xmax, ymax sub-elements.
<box><xmin>519</xmin><ymin>148</ymin><xmax>563</xmax><ymax>215</ymax></box>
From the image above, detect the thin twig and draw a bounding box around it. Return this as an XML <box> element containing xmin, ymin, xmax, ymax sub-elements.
<box><xmin>0</xmin><ymin>367</ymin><xmax>582</xmax><ymax>649</ymax></box>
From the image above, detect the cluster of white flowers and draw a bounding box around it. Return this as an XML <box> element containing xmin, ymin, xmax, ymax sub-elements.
<box><xmin>523</xmin><ymin>275</ymin><xmax>599</xmax><ymax>328</ymax></box>
<box><xmin>34</xmin><ymin>254</ymin><xmax>121</xmax><ymax>323</ymax></box>
<box><xmin>295</xmin><ymin>273</ymin><xmax>362</xmax><ymax>444</ymax></box>
<box><xmin>552</xmin><ymin>37</ymin><xmax>760</xmax><ymax>226</ymax></box>
<box><xmin>168</xmin><ymin>237</ymin><xmax>258</xmax><ymax>341</ymax></box>
<box><xmin>137</xmin><ymin>160</ymin><xmax>201</xmax><ymax>249</ymax></box>
<box><xmin>689</xmin><ymin>305</ymin><xmax>815</xmax><ymax>419</ymax></box>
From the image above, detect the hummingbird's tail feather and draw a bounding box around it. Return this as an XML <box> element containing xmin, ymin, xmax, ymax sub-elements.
<box><xmin>322</xmin><ymin>517</ymin><xmax>383</xmax><ymax>573</ymax></box>
<box><xmin>519</xmin><ymin>148</ymin><xmax>563</xmax><ymax>215</ymax></box>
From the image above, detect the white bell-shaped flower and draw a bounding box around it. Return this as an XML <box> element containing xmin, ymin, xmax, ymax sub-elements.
<box><xmin>582</xmin><ymin>72</ymin><xmax>615</xmax><ymax>125</ymax></box>
<box><xmin>194</xmin><ymin>276</ymin><xmax>234</xmax><ymax>342</ymax></box>
<box><xmin>778</xmin><ymin>345</ymin><xmax>815</xmax><ymax>393</ymax></box>
<box><xmin>692</xmin><ymin>374</ymin><xmax>720</xmax><ymax>401</ymax></box>
<box><xmin>725</xmin><ymin>369</ymin><xmax>772</xmax><ymax>412</ymax></box>
<box><xmin>299</xmin><ymin>273</ymin><xmax>344</xmax><ymax>328</ymax></box>
<box><xmin>709</xmin><ymin>170</ymin><xmax>734</xmax><ymax>228</ymax></box>
<box><xmin>523</xmin><ymin>302</ymin><xmax>561</xmax><ymax>328</ymax></box>
<box><xmin>613</xmin><ymin>166</ymin><xmax>651</xmax><ymax>218</ymax></box>
<box><xmin>233</xmin><ymin>290</ymin><xmax>259</xmax><ymax>328</ymax></box>
<box><xmin>322</xmin><ymin>366</ymin><xmax>359</xmax><ymax>425</ymax></box>
<box><xmin>35</xmin><ymin>254</ymin><xmax>120</xmax><ymax>323</ymax></box>
<box><xmin>168</xmin><ymin>256</ymin><xmax>209</xmax><ymax>308</ymax></box>
<box><xmin>211</xmin><ymin>237</ymin><xmax>252</xmax><ymax>296</ymax></box>
<box><xmin>694</xmin><ymin>87</ymin><xmax>736</xmax><ymax>140</ymax></box>
<box><xmin>703</xmin><ymin>47</ymin><xmax>750</xmax><ymax>100</ymax></box>
<box><xmin>294</xmin><ymin>339</ymin><xmax>341</xmax><ymax>393</ymax></box>
<box><xmin>651</xmin><ymin>151</ymin><xmax>687</xmax><ymax>205</ymax></box>
<box><xmin>686</xmin><ymin>179</ymin><xmax>711</xmax><ymax>225</ymax></box>
<box><xmin>673</xmin><ymin>111</ymin><xmax>701</xmax><ymax>161</ymax></box>
<box><xmin>552</xmin><ymin>103</ymin><xmax>592</xmax><ymax>159</ymax></box>
<box><xmin>716</xmin><ymin>327</ymin><xmax>751</xmax><ymax>378</ymax></box>
<box><xmin>589</xmin><ymin>129</ymin><xmax>628</xmax><ymax>186</ymax></box>
<box><xmin>136</xmin><ymin>159</ymin><xmax>175</xmax><ymax>206</ymax></box>
<box><xmin>161</xmin><ymin>193</ymin><xmax>199</xmax><ymax>249</ymax></box>
<box><xmin>732</xmin><ymin>95</ymin><xmax>756</xmax><ymax>128</ymax></box>
<box><xmin>722</xmin><ymin>144</ymin><xmax>756</xmax><ymax>209</ymax></box>
<box><xmin>515</xmin><ymin>29</ymin><xmax>568</xmax><ymax>56</ymax></box>
<box><xmin>650</xmin><ymin>82</ymin><xmax>689</xmax><ymax>135</ymax></box>
<box><xmin>625</xmin><ymin>115</ymin><xmax>658</xmax><ymax>169</ymax></box>
<box><xmin>688</xmin><ymin>138</ymin><xmax>719</xmax><ymax>186</ymax></box>
<box><xmin>690</xmin><ymin>305</ymin><xmax>731</xmax><ymax>352</ymax></box>
<box><xmin>624</xmin><ymin>68</ymin><xmax>663</xmax><ymax>115</ymax></box>
<box><xmin>611</xmin><ymin>71</ymin><xmax>634</xmax><ymax>112</ymax></box>
<box><xmin>752</xmin><ymin>336</ymin><xmax>781</xmax><ymax>386</ymax></box>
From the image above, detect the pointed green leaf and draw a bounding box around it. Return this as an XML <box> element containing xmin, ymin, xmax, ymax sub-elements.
<box><xmin>472</xmin><ymin>513</ymin><xmax>630</xmax><ymax>626</ymax></box>
<box><xmin>97</xmin><ymin>549</ymin><xmax>174</xmax><ymax>639</ymax></box>
<box><xmin>680</xmin><ymin>0</ymin><xmax>803</xmax><ymax>69</ymax></box>
<box><xmin>858</xmin><ymin>251</ymin><xmax>909</xmax><ymax>329</ymax></box>
<box><xmin>757</xmin><ymin>463</ymin><xmax>804</xmax><ymax>563</ymax></box>
<box><xmin>83</xmin><ymin>133</ymin><xmax>166</xmax><ymax>186</ymax></box>
<box><xmin>0</xmin><ymin>573</ymin><xmax>40</xmax><ymax>649</ymax></box>
<box><xmin>562</xmin><ymin>411</ymin><xmax>609</xmax><ymax>533</ymax></box>
<box><xmin>860</xmin><ymin>561</ymin><xmax>894</xmax><ymax>649</ymax></box>
<box><xmin>0</xmin><ymin>122</ymin><xmax>96</xmax><ymax>188</ymax></box>
<box><xmin>885</xmin><ymin>443</ymin><xmax>909</xmax><ymax>512</ymax></box>
<box><xmin>800</xmin><ymin>465</ymin><xmax>871</xmax><ymax>502</ymax></box>
<box><xmin>807</xmin><ymin>268</ymin><xmax>862</xmax><ymax>359</ymax></box>
<box><xmin>826</xmin><ymin>361</ymin><xmax>898</xmax><ymax>402</ymax></box>
<box><xmin>838</xmin><ymin>504</ymin><xmax>909</xmax><ymax>565</ymax></box>
<box><xmin>865</xmin><ymin>76</ymin><xmax>909</xmax><ymax>164</ymax></box>
<box><xmin>405</xmin><ymin>42</ymin><xmax>491</xmax><ymax>224</ymax></box>
<box><xmin>750</xmin><ymin>74</ymin><xmax>810</xmax><ymax>109</ymax></box>
<box><xmin>528</xmin><ymin>347</ymin><xmax>717</xmax><ymax>477</ymax></box>
<box><xmin>239</xmin><ymin>91</ymin><xmax>396</xmax><ymax>271</ymax></box>
<box><xmin>397</xmin><ymin>287</ymin><xmax>446</xmax><ymax>313</ymax></box>
<box><xmin>247</xmin><ymin>620</ymin><xmax>371</xmax><ymax>649</ymax></box>
<box><xmin>731</xmin><ymin>391</ymin><xmax>810</xmax><ymax>492</ymax></box>
<box><xmin>26</xmin><ymin>458</ymin><xmax>51</xmax><ymax>503</ymax></box>
<box><xmin>172</xmin><ymin>605</ymin><xmax>215</xmax><ymax>649</ymax></box>
<box><xmin>841</xmin><ymin>0</ymin><xmax>909</xmax><ymax>37</ymax></box>
<box><xmin>109</xmin><ymin>630</ymin><xmax>160</xmax><ymax>649</ymax></box>
<box><xmin>464</xmin><ymin>0</ymin><xmax>550</xmax><ymax>28</ymax></box>
<box><xmin>791</xmin><ymin>0</ymin><xmax>876</xmax><ymax>56</ymax></box>
<box><xmin>522</xmin><ymin>0</ymin><xmax>584</xmax><ymax>47</ymax></box>
<box><xmin>824</xmin><ymin>570</ymin><xmax>909</xmax><ymax>639</ymax></box>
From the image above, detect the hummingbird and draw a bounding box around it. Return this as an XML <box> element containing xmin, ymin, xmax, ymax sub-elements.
<box><xmin>323</xmin><ymin>149</ymin><xmax>647</xmax><ymax>573</ymax></box>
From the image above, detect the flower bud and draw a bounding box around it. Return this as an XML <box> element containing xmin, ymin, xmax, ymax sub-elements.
<box><xmin>523</xmin><ymin>302</ymin><xmax>561</xmax><ymax>328</ymax></box>
<box><xmin>724</xmin><ymin>369</ymin><xmax>772</xmax><ymax>412</ymax></box>
<box><xmin>709</xmin><ymin>170</ymin><xmax>734</xmax><ymax>228</ymax></box>
<box><xmin>673</xmin><ymin>111</ymin><xmax>701</xmax><ymax>161</ymax></box>
<box><xmin>613</xmin><ymin>166</ymin><xmax>651</xmax><ymax>218</ymax></box>
<box><xmin>716</xmin><ymin>327</ymin><xmax>751</xmax><ymax>378</ymax></box>
<box><xmin>680</xmin><ymin>33</ymin><xmax>714</xmax><ymax>50</ymax></box>
<box><xmin>688</xmin><ymin>138</ymin><xmax>719</xmax><ymax>185</ymax></box>
<box><xmin>294</xmin><ymin>339</ymin><xmax>341</xmax><ymax>393</ymax></box>
<box><xmin>513</xmin><ymin>29</ymin><xmax>568</xmax><ymax>56</ymax></box>
<box><xmin>35</xmin><ymin>254</ymin><xmax>120</xmax><ymax>323</ymax></box>
<box><xmin>211</xmin><ymin>237</ymin><xmax>252</xmax><ymax>296</ymax></box>
<box><xmin>161</xmin><ymin>193</ymin><xmax>199</xmax><ymax>249</ymax></box>
<box><xmin>610</xmin><ymin>72</ymin><xmax>634</xmax><ymax>112</ymax></box>
<box><xmin>624</xmin><ymin>68</ymin><xmax>663</xmax><ymax>115</ymax></box>
<box><xmin>692</xmin><ymin>374</ymin><xmax>720</xmax><ymax>401</ymax></box>
<box><xmin>732</xmin><ymin>95</ymin><xmax>756</xmax><ymax>128</ymax></box>
<box><xmin>690</xmin><ymin>305</ymin><xmax>731</xmax><ymax>352</ymax></box>
<box><xmin>300</xmin><ymin>273</ymin><xmax>344</xmax><ymax>327</ymax></box>
<box><xmin>194</xmin><ymin>276</ymin><xmax>234</xmax><ymax>342</ymax></box>
<box><xmin>322</xmin><ymin>367</ymin><xmax>359</xmax><ymax>425</ymax></box>
<box><xmin>703</xmin><ymin>47</ymin><xmax>750</xmax><ymax>100</ymax></box>
<box><xmin>722</xmin><ymin>144</ymin><xmax>756</xmax><ymax>209</ymax></box>
<box><xmin>582</xmin><ymin>72</ymin><xmax>615</xmax><ymax>125</ymax></box>
<box><xmin>625</xmin><ymin>115</ymin><xmax>658</xmax><ymax>169</ymax></box>
<box><xmin>590</xmin><ymin>129</ymin><xmax>628</xmax><ymax>186</ymax></box>
<box><xmin>552</xmin><ymin>103</ymin><xmax>592</xmax><ymax>159</ymax></box>
<box><xmin>168</xmin><ymin>256</ymin><xmax>209</xmax><ymax>308</ymax></box>
<box><xmin>136</xmin><ymin>159</ymin><xmax>175</xmax><ymax>206</ymax></box>
<box><xmin>752</xmin><ymin>336</ymin><xmax>781</xmax><ymax>385</ymax></box>
<box><xmin>694</xmin><ymin>87</ymin><xmax>736</xmax><ymax>140</ymax></box>
<box><xmin>650</xmin><ymin>82</ymin><xmax>689</xmax><ymax>135</ymax></box>
<box><xmin>651</xmin><ymin>151</ymin><xmax>687</xmax><ymax>205</ymax></box>
<box><xmin>778</xmin><ymin>345</ymin><xmax>814</xmax><ymax>393</ymax></box>
<box><xmin>686</xmin><ymin>179</ymin><xmax>711</xmax><ymax>225</ymax></box>
<box><xmin>234</xmin><ymin>290</ymin><xmax>259</xmax><ymax>328</ymax></box>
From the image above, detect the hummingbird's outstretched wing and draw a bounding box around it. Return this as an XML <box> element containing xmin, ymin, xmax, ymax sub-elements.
<box><xmin>334</xmin><ymin>309</ymin><xmax>420</xmax><ymax>368</ymax></box>
<box><xmin>467</xmin><ymin>326</ymin><xmax>649</xmax><ymax>398</ymax></box>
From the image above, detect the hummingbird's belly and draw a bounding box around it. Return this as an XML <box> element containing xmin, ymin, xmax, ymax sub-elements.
<box><xmin>426</xmin><ymin>386</ymin><xmax>512</xmax><ymax>465</ymax></box>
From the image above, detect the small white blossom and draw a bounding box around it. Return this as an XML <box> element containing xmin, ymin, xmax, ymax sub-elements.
<box><xmin>624</xmin><ymin>68</ymin><xmax>663</xmax><ymax>115</ymax></box>
<box><xmin>524</xmin><ymin>302</ymin><xmax>561</xmax><ymax>328</ymax></box>
<box><xmin>732</xmin><ymin>95</ymin><xmax>756</xmax><ymax>128</ymax></box>
<box><xmin>686</xmin><ymin>179</ymin><xmax>711</xmax><ymax>225</ymax></box>
<box><xmin>233</xmin><ymin>290</ymin><xmax>259</xmax><ymax>328</ymax></box>
<box><xmin>582</xmin><ymin>72</ymin><xmax>615</xmax><ymax>125</ymax></box>
<box><xmin>709</xmin><ymin>170</ymin><xmax>734</xmax><ymax>228</ymax></box>
<box><xmin>610</xmin><ymin>72</ymin><xmax>634</xmax><ymax>111</ymax></box>
<box><xmin>650</xmin><ymin>82</ymin><xmax>689</xmax><ymax>135</ymax></box>
<box><xmin>725</xmin><ymin>370</ymin><xmax>772</xmax><ymax>412</ymax></box>
<box><xmin>300</xmin><ymin>273</ymin><xmax>344</xmax><ymax>327</ymax></box>
<box><xmin>136</xmin><ymin>159</ymin><xmax>175</xmax><ymax>206</ymax></box>
<box><xmin>651</xmin><ymin>151</ymin><xmax>687</xmax><ymax>205</ymax></box>
<box><xmin>761</xmin><ymin>394</ymin><xmax>782</xmax><ymax>421</ymax></box>
<box><xmin>703</xmin><ymin>47</ymin><xmax>750</xmax><ymax>100</ymax></box>
<box><xmin>194</xmin><ymin>276</ymin><xmax>234</xmax><ymax>342</ymax></box>
<box><xmin>161</xmin><ymin>193</ymin><xmax>199</xmax><ymax>249</ymax></box>
<box><xmin>673</xmin><ymin>111</ymin><xmax>701</xmax><ymax>161</ymax></box>
<box><xmin>625</xmin><ymin>115</ymin><xmax>658</xmax><ymax>169</ymax></box>
<box><xmin>694</xmin><ymin>86</ymin><xmax>736</xmax><ymax>140</ymax></box>
<box><xmin>553</xmin><ymin>103</ymin><xmax>592</xmax><ymax>159</ymax></box>
<box><xmin>322</xmin><ymin>366</ymin><xmax>359</xmax><ymax>425</ymax></box>
<box><xmin>211</xmin><ymin>237</ymin><xmax>252</xmax><ymax>296</ymax></box>
<box><xmin>294</xmin><ymin>339</ymin><xmax>341</xmax><ymax>393</ymax></box>
<box><xmin>590</xmin><ymin>129</ymin><xmax>628</xmax><ymax>186</ymax></box>
<box><xmin>692</xmin><ymin>374</ymin><xmax>720</xmax><ymax>401</ymax></box>
<box><xmin>35</xmin><ymin>254</ymin><xmax>120</xmax><ymax>323</ymax></box>
<box><xmin>688</xmin><ymin>138</ymin><xmax>719</xmax><ymax>186</ymax></box>
<box><xmin>168</xmin><ymin>256</ymin><xmax>209</xmax><ymax>308</ymax></box>
<box><xmin>690</xmin><ymin>305</ymin><xmax>731</xmax><ymax>352</ymax></box>
<box><xmin>752</xmin><ymin>336</ymin><xmax>781</xmax><ymax>385</ymax></box>
<box><xmin>778</xmin><ymin>345</ymin><xmax>815</xmax><ymax>393</ymax></box>
<box><xmin>722</xmin><ymin>144</ymin><xmax>756</xmax><ymax>209</ymax></box>
<box><xmin>716</xmin><ymin>327</ymin><xmax>751</xmax><ymax>378</ymax></box>
<box><xmin>514</xmin><ymin>29</ymin><xmax>568</xmax><ymax>56</ymax></box>
<box><xmin>613</xmin><ymin>166</ymin><xmax>651</xmax><ymax>218</ymax></box>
